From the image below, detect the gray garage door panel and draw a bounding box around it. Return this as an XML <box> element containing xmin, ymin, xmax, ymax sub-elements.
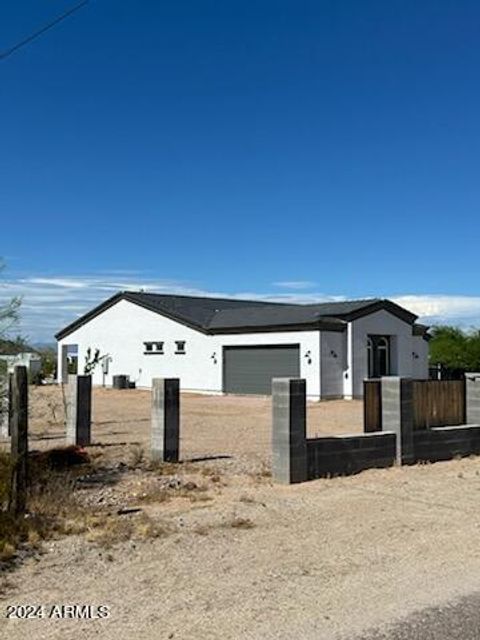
<box><xmin>223</xmin><ymin>345</ymin><xmax>300</xmax><ymax>395</ymax></box>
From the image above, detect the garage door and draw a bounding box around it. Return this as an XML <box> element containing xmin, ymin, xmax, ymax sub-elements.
<box><xmin>223</xmin><ymin>345</ymin><xmax>300</xmax><ymax>395</ymax></box>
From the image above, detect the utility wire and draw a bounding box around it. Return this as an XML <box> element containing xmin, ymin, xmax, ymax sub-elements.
<box><xmin>0</xmin><ymin>0</ymin><xmax>90</xmax><ymax>62</ymax></box>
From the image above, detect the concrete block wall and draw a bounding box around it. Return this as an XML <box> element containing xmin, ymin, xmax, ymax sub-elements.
<box><xmin>272</xmin><ymin>378</ymin><xmax>307</xmax><ymax>484</ymax></box>
<box><xmin>272</xmin><ymin>377</ymin><xmax>396</xmax><ymax>483</ymax></box>
<box><xmin>466</xmin><ymin>373</ymin><xmax>480</xmax><ymax>424</ymax></box>
<box><xmin>413</xmin><ymin>425</ymin><xmax>480</xmax><ymax>462</ymax></box>
<box><xmin>381</xmin><ymin>377</ymin><xmax>414</xmax><ymax>464</ymax></box>
<box><xmin>151</xmin><ymin>378</ymin><xmax>180</xmax><ymax>463</ymax></box>
<box><xmin>66</xmin><ymin>374</ymin><xmax>92</xmax><ymax>447</ymax></box>
<box><xmin>306</xmin><ymin>432</ymin><xmax>396</xmax><ymax>479</ymax></box>
<box><xmin>273</xmin><ymin>375</ymin><xmax>480</xmax><ymax>485</ymax></box>
<box><xmin>394</xmin><ymin>373</ymin><xmax>480</xmax><ymax>465</ymax></box>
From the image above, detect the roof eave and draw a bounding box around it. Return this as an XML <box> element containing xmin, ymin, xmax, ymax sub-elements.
<box><xmin>208</xmin><ymin>320</ymin><xmax>346</xmax><ymax>334</ymax></box>
<box><xmin>338</xmin><ymin>300</ymin><xmax>418</xmax><ymax>324</ymax></box>
<box><xmin>413</xmin><ymin>323</ymin><xmax>431</xmax><ymax>341</ymax></box>
<box><xmin>55</xmin><ymin>291</ymin><xmax>208</xmax><ymax>341</ymax></box>
<box><xmin>55</xmin><ymin>292</ymin><xmax>124</xmax><ymax>340</ymax></box>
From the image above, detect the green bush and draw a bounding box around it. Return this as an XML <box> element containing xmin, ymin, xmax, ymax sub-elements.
<box><xmin>29</xmin><ymin>370</ymin><xmax>44</xmax><ymax>386</ymax></box>
<box><xmin>429</xmin><ymin>326</ymin><xmax>480</xmax><ymax>370</ymax></box>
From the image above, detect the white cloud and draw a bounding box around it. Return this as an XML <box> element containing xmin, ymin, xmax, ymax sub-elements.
<box><xmin>392</xmin><ymin>295</ymin><xmax>480</xmax><ymax>327</ymax></box>
<box><xmin>273</xmin><ymin>281</ymin><xmax>317</xmax><ymax>290</ymax></box>
<box><xmin>2</xmin><ymin>270</ymin><xmax>480</xmax><ymax>342</ymax></box>
<box><xmin>25</xmin><ymin>278</ymin><xmax>89</xmax><ymax>289</ymax></box>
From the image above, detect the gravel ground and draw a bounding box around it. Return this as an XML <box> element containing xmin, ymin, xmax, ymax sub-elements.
<box><xmin>2</xmin><ymin>387</ymin><xmax>480</xmax><ymax>640</ymax></box>
<box><xmin>355</xmin><ymin>592</ymin><xmax>480</xmax><ymax>640</ymax></box>
<box><xmin>15</xmin><ymin>385</ymin><xmax>364</xmax><ymax>474</ymax></box>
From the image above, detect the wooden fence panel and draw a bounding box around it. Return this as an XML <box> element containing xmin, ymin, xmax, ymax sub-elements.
<box><xmin>364</xmin><ymin>380</ymin><xmax>382</xmax><ymax>432</ymax></box>
<box><xmin>412</xmin><ymin>380</ymin><xmax>466</xmax><ymax>429</ymax></box>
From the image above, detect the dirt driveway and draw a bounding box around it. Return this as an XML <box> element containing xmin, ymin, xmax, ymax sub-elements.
<box><xmin>22</xmin><ymin>386</ymin><xmax>364</xmax><ymax>469</ymax></box>
<box><xmin>2</xmin><ymin>387</ymin><xmax>480</xmax><ymax>640</ymax></box>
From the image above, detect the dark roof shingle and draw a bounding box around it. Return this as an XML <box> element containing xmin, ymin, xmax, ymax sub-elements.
<box><xmin>55</xmin><ymin>292</ymin><xmax>418</xmax><ymax>339</ymax></box>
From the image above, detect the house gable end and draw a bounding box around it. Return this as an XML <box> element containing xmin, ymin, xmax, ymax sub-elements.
<box><xmin>55</xmin><ymin>292</ymin><xmax>208</xmax><ymax>341</ymax></box>
<box><xmin>339</xmin><ymin>300</ymin><xmax>417</xmax><ymax>325</ymax></box>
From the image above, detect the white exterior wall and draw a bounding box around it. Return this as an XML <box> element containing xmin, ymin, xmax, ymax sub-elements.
<box><xmin>57</xmin><ymin>299</ymin><xmax>322</xmax><ymax>398</ymax></box>
<box><xmin>320</xmin><ymin>331</ymin><xmax>346</xmax><ymax>398</ymax></box>
<box><xmin>348</xmin><ymin>310</ymin><xmax>428</xmax><ymax>398</ymax></box>
<box><xmin>57</xmin><ymin>299</ymin><xmax>429</xmax><ymax>401</ymax></box>
<box><xmin>412</xmin><ymin>336</ymin><xmax>429</xmax><ymax>379</ymax></box>
<box><xmin>0</xmin><ymin>352</ymin><xmax>42</xmax><ymax>375</ymax></box>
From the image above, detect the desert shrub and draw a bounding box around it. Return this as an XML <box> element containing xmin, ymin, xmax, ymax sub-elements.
<box><xmin>0</xmin><ymin>449</ymin><xmax>86</xmax><ymax>563</ymax></box>
<box><xmin>29</xmin><ymin>370</ymin><xmax>45</xmax><ymax>386</ymax></box>
<box><xmin>0</xmin><ymin>451</ymin><xmax>11</xmax><ymax>508</ymax></box>
<box><xmin>229</xmin><ymin>516</ymin><xmax>255</xmax><ymax>529</ymax></box>
<box><xmin>37</xmin><ymin>347</ymin><xmax>56</xmax><ymax>378</ymax></box>
<box><xmin>86</xmin><ymin>513</ymin><xmax>169</xmax><ymax>548</ymax></box>
<box><xmin>129</xmin><ymin>445</ymin><xmax>145</xmax><ymax>467</ymax></box>
<box><xmin>0</xmin><ymin>451</ymin><xmax>54</xmax><ymax>561</ymax></box>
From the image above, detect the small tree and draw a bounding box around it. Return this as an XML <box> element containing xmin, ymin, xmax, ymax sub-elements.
<box><xmin>0</xmin><ymin>262</ymin><xmax>21</xmax><ymax>421</ymax></box>
<box><xmin>84</xmin><ymin>347</ymin><xmax>102</xmax><ymax>375</ymax></box>
<box><xmin>37</xmin><ymin>345</ymin><xmax>57</xmax><ymax>378</ymax></box>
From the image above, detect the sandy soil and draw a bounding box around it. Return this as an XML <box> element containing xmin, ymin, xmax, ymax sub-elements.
<box><xmin>22</xmin><ymin>385</ymin><xmax>364</xmax><ymax>459</ymax></box>
<box><xmin>2</xmin><ymin>387</ymin><xmax>480</xmax><ymax>640</ymax></box>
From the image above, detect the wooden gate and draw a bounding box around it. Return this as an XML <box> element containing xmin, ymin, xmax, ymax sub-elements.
<box><xmin>412</xmin><ymin>380</ymin><xmax>466</xmax><ymax>429</ymax></box>
<box><xmin>364</xmin><ymin>380</ymin><xmax>382</xmax><ymax>432</ymax></box>
<box><xmin>363</xmin><ymin>379</ymin><xmax>466</xmax><ymax>432</ymax></box>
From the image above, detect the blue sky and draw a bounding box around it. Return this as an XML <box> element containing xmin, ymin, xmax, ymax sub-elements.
<box><xmin>2</xmin><ymin>0</ymin><xmax>480</xmax><ymax>341</ymax></box>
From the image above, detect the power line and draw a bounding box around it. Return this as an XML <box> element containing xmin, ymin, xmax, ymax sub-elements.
<box><xmin>0</xmin><ymin>0</ymin><xmax>90</xmax><ymax>62</ymax></box>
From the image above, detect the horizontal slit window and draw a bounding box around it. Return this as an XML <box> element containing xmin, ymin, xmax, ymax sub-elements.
<box><xmin>175</xmin><ymin>341</ymin><xmax>186</xmax><ymax>354</ymax></box>
<box><xmin>144</xmin><ymin>341</ymin><xmax>164</xmax><ymax>354</ymax></box>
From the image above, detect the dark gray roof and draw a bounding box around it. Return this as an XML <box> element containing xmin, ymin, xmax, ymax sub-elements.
<box><xmin>122</xmin><ymin>292</ymin><xmax>280</xmax><ymax>328</ymax></box>
<box><xmin>55</xmin><ymin>292</ymin><xmax>418</xmax><ymax>340</ymax></box>
<box><xmin>209</xmin><ymin>306</ymin><xmax>345</xmax><ymax>331</ymax></box>
<box><xmin>305</xmin><ymin>300</ymin><xmax>386</xmax><ymax>316</ymax></box>
<box><xmin>413</xmin><ymin>323</ymin><xmax>431</xmax><ymax>339</ymax></box>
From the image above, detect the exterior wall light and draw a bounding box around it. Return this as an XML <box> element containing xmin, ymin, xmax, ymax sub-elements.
<box><xmin>304</xmin><ymin>350</ymin><xmax>312</xmax><ymax>365</ymax></box>
<box><xmin>211</xmin><ymin>352</ymin><xmax>217</xmax><ymax>364</ymax></box>
<box><xmin>412</xmin><ymin>352</ymin><xmax>419</xmax><ymax>359</ymax></box>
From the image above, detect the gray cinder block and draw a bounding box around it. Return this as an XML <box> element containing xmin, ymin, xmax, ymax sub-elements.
<box><xmin>381</xmin><ymin>377</ymin><xmax>414</xmax><ymax>465</ymax></box>
<box><xmin>151</xmin><ymin>378</ymin><xmax>180</xmax><ymax>463</ymax></box>
<box><xmin>272</xmin><ymin>378</ymin><xmax>307</xmax><ymax>484</ymax></box>
<box><xmin>465</xmin><ymin>373</ymin><xmax>480</xmax><ymax>425</ymax></box>
<box><xmin>66</xmin><ymin>374</ymin><xmax>92</xmax><ymax>447</ymax></box>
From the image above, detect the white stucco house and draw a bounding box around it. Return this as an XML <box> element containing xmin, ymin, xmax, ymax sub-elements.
<box><xmin>0</xmin><ymin>352</ymin><xmax>42</xmax><ymax>376</ymax></box>
<box><xmin>55</xmin><ymin>292</ymin><xmax>429</xmax><ymax>400</ymax></box>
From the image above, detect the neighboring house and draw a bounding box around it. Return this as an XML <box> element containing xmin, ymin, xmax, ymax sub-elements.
<box><xmin>55</xmin><ymin>292</ymin><xmax>429</xmax><ymax>400</ymax></box>
<box><xmin>0</xmin><ymin>352</ymin><xmax>42</xmax><ymax>376</ymax></box>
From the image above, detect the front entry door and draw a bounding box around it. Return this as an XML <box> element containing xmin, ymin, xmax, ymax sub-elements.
<box><xmin>367</xmin><ymin>335</ymin><xmax>390</xmax><ymax>378</ymax></box>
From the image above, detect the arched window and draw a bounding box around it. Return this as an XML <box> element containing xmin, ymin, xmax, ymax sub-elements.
<box><xmin>376</xmin><ymin>337</ymin><xmax>390</xmax><ymax>377</ymax></box>
<box><xmin>367</xmin><ymin>338</ymin><xmax>374</xmax><ymax>378</ymax></box>
<box><xmin>367</xmin><ymin>335</ymin><xmax>390</xmax><ymax>378</ymax></box>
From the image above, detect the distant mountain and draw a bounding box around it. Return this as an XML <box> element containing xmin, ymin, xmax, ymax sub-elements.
<box><xmin>32</xmin><ymin>342</ymin><xmax>56</xmax><ymax>351</ymax></box>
